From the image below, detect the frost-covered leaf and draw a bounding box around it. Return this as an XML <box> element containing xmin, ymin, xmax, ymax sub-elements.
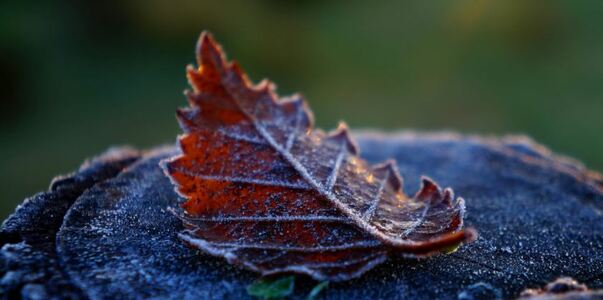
<box><xmin>161</xmin><ymin>31</ymin><xmax>475</xmax><ymax>281</ymax></box>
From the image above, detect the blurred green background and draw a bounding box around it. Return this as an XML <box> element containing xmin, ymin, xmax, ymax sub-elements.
<box><xmin>1</xmin><ymin>0</ymin><xmax>602</xmax><ymax>219</ymax></box>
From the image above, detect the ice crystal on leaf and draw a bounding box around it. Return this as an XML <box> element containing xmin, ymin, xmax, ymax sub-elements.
<box><xmin>161</xmin><ymin>31</ymin><xmax>475</xmax><ymax>281</ymax></box>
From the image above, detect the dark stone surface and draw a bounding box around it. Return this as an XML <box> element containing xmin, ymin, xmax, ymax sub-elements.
<box><xmin>58</xmin><ymin>147</ymin><xmax>253</xmax><ymax>300</ymax></box>
<box><xmin>0</xmin><ymin>147</ymin><xmax>141</xmax><ymax>299</ymax></box>
<box><xmin>2</xmin><ymin>132</ymin><xmax>603</xmax><ymax>299</ymax></box>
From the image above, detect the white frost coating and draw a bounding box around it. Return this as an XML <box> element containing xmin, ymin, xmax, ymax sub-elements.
<box><xmin>261</xmin><ymin>254</ymin><xmax>387</xmax><ymax>282</ymax></box>
<box><xmin>179</xmin><ymin>232</ymin><xmax>387</xmax><ymax>282</ymax></box>
<box><xmin>362</xmin><ymin>167</ymin><xmax>390</xmax><ymax>221</ymax></box>
<box><xmin>251</xmin><ymin>251</ymin><xmax>288</xmax><ymax>265</ymax></box>
<box><xmin>180</xmin><ymin>215</ymin><xmax>352</xmax><ymax>223</ymax></box>
<box><xmin>159</xmin><ymin>158</ymin><xmax>190</xmax><ymax>200</ymax></box>
<box><xmin>326</xmin><ymin>144</ymin><xmax>347</xmax><ymax>191</ymax></box>
<box><xmin>400</xmin><ymin>201</ymin><xmax>431</xmax><ymax>238</ymax></box>
<box><xmin>284</xmin><ymin>107</ymin><xmax>303</xmax><ymax>151</ymax></box>
<box><xmin>217</xmin><ymin>129</ymin><xmax>267</xmax><ymax>145</ymax></box>
<box><xmin>170</xmin><ymin>167</ymin><xmax>311</xmax><ymax>189</ymax></box>
<box><xmin>180</xmin><ymin>232</ymin><xmax>380</xmax><ymax>251</ymax></box>
<box><xmin>249</xmin><ymin>109</ymin><xmax>455</xmax><ymax>248</ymax></box>
<box><xmin>455</xmin><ymin>197</ymin><xmax>467</xmax><ymax>231</ymax></box>
<box><xmin>167</xmin><ymin>36</ymin><xmax>469</xmax><ymax>278</ymax></box>
<box><xmin>219</xmin><ymin>68</ymin><xmax>468</xmax><ymax>247</ymax></box>
<box><xmin>179</xmin><ymin>232</ymin><xmax>237</xmax><ymax>258</ymax></box>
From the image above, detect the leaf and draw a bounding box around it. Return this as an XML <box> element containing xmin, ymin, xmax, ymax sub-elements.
<box><xmin>306</xmin><ymin>281</ymin><xmax>329</xmax><ymax>300</ymax></box>
<box><xmin>161</xmin><ymin>31</ymin><xmax>476</xmax><ymax>281</ymax></box>
<box><xmin>246</xmin><ymin>276</ymin><xmax>295</xmax><ymax>300</ymax></box>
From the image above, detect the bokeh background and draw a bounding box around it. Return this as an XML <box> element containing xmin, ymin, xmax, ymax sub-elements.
<box><xmin>1</xmin><ymin>0</ymin><xmax>602</xmax><ymax>219</ymax></box>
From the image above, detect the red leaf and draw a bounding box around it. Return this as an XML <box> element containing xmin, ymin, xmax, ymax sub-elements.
<box><xmin>162</xmin><ymin>32</ymin><xmax>476</xmax><ymax>281</ymax></box>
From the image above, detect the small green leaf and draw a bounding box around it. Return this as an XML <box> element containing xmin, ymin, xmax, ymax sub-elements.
<box><xmin>247</xmin><ymin>276</ymin><xmax>295</xmax><ymax>299</ymax></box>
<box><xmin>306</xmin><ymin>281</ymin><xmax>329</xmax><ymax>300</ymax></box>
<box><xmin>443</xmin><ymin>243</ymin><xmax>461</xmax><ymax>254</ymax></box>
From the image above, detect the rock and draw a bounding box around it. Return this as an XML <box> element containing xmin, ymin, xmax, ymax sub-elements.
<box><xmin>0</xmin><ymin>147</ymin><xmax>141</xmax><ymax>299</ymax></box>
<box><xmin>518</xmin><ymin>277</ymin><xmax>603</xmax><ymax>300</ymax></box>
<box><xmin>1</xmin><ymin>132</ymin><xmax>602</xmax><ymax>299</ymax></box>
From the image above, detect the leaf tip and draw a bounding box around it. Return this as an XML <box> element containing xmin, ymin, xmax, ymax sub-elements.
<box><xmin>280</xmin><ymin>93</ymin><xmax>314</xmax><ymax>131</ymax></box>
<box><xmin>196</xmin><ymin>30</ymin><xmax>226</xmax><ymax>71</ymax></box>
<box><xmin>415</xmin><ymin>176</ymin><xmax>443</xmax><ymax>202</ymax></box>
<box><xmin>175</xmin><ymin>107</ymin><xmax>198</xmax><ymax>132</ymax></box>
<box><xmin>326</xmin><ymin>122</ymin><xmax>358</xmax><ymax>154</ymax></box>
<box><xmin>372</xmin><ymin>160</ymin><xmax>403</xmax><ymax>192</ymax></box>
<box><xmin>442</xmin><ymin>187</ymin><xmax>454</xmax><ymax>205</ymax></box>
